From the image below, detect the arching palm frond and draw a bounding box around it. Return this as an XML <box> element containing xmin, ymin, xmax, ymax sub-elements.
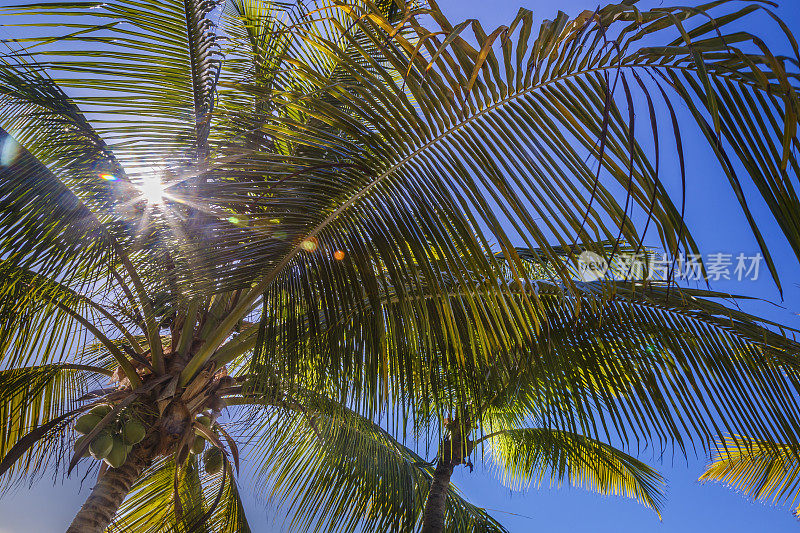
<box><xmin>0</xmin><ymin>364</ymin><xmax>106</xmax><ymax>488</ymax></box>
<box><xmin>233</xmin><ymin>391</ymin><xmax>506</xmax><ymax>533</ymax></box>
<box><xmin>250</xmin><ymin>242</ymin><xmax>800</xmax><ymax>457</ymax></box>
<box><xmin>0</xmin><ymin>260</ymin><xmax>142</xmax><ymax>373</ymax></box>
<box><xmin>185</xmin><ymin>0</ymin><xmax>800</xmax><ymax>417</ymax></box>
<box><xmin>107</xmin><ymin>455</ymin><xmax>251</xmax><ymax>533</ymax></box>
<box><xmin>480</xmin><ymin>281</ymin><xmax>800</xmax><ymax>456</ymax></box>
<box><xmin>700</xmin><ymin>436</ymin><xmax>800</xmax><ymax>515</ymax></box>
<box><xmin>200</xmin><ymin>0</ymin><xmax>800</xmax><ymax>322</ymax></box>
<box><xmin>483</xmin><ymin>428</ymin><xmax>666</xmax><ymax>517</ymax></box>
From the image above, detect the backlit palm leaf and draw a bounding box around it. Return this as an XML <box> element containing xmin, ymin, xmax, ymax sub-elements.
<box><xmin>252</xmin><ymin>242</ymin><xmax>800</xmax><ymax>456</ymax></box>
<box><xmin>484</xmin><ymin>428</ymin><xmax>666</xmax><ymax>517</ymax></box>
<box><xmin>107</xmin><ymin>455</ymin><xmax>251</xmax><ymax>533</ymax></box>
<box><xmin>700</xmin><ymin>436</ymin><xmax>800</xmax><ymax>514</ymax></box>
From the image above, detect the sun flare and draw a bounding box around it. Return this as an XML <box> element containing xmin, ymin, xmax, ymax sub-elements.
<box><xmin>139</xmin><ymin>175</ymin><xmax>165</xmax><ymax>205</ymax></box>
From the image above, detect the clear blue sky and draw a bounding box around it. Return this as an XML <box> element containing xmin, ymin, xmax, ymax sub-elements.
<box><xmin>2</xmin><ymin>0</ymin><xmax>800</xmax><ymax>531</ymax></box>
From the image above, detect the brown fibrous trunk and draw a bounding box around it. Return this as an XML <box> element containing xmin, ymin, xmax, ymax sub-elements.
<box><xmin>420</xmin><ymin>420</ymin><xmax>473</xmax><ymax>533</ymax></box>
<box><xmin>66</xmin><ymin>440</ymin><xmax>155</xmax><ymax>533</ymax></box>
<box><xmin>420</xmin><ymin>459</ymin><xmax>456</xmax><ymax>533</ymax></box>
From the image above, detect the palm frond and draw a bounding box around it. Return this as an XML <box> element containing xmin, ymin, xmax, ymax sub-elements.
<box><xmin>184</xmin><ymin>0</ymin><xmax>800</xmax><ymax>394</ymax></box>
<box><xmin>700</xmin><ymin>436</ymin><xmax>800</xmax><ymax>514</ymax></box>
<box><xmin>246</xmin><ymin>238</ymin><xmax>800</xmax><ymax>457</ymax></box>
<box><xmin>0</xmin><ymin>364</ymin><xmax>103</xmax><ymax>489</ymax></box>
<box><xmin>234</xmin><ymin>391</ymin><xmax>506</xmax><ymax>533</ymax></box>
<box><xmin>484</xmin><ymin>428</ymin><xmax>666</xmax><ymax>517</ymax></box>
<box><xmin>0</xmin><ymin>259</ymin><xmax>142</xmax><ymax>384</ymax></box>
<box><xmin>107</xmin><ymin>455</ymin><xmax>250</xmax><ymax>533</ymax></box>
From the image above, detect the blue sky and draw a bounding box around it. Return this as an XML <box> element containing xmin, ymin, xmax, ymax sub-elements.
<box><xmin>3</xmin><ymin>0</ymin><xmax>800</xmax><ymax>531</ymax></box>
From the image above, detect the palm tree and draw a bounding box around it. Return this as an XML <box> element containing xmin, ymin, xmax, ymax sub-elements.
<box><xmin>1</xmin><ymin>0</ymin><xmax>800</xmax><ymax>531</ymax></box>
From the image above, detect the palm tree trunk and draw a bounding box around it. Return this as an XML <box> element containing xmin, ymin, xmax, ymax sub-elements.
<box><xmin>420</xmin><ymin>459</ymin><xmax>456</xmax><ymax>533</ymax></box>
<box><xmin>66</xmin><ymin>444</ymin><xmax>154</xmax><ymax>533</ymax></box>
<box><xmin>421</xmin><ymin>418</ymin><xmax>474</xmax><ymax>533</ymax></box>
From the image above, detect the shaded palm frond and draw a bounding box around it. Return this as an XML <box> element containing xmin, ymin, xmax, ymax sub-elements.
<box><xmin>249</xmin><ymin>240</ymin><xmax>800</xmax><ymax>457</ymax></box>
<box><xmin>202</xmin><ymin>0</ymin><xmax>800</xmax><ymax>301</ymax></box>
<box><xmin>181</xmin><ymin>0</ymin><xmax>800</xmax><ymax>411</ymax></box>
<box><xmin>0</xmin><ymin>364</ymin><xmax>102</xmax><ymax>489</ymax></box>
<box><xmin>234</xmin><ymin>391</ymin><xmax>506</xmax><ymax>533</ymax></box>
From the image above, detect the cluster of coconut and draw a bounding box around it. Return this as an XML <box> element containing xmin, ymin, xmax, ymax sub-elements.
<box><xmin>73</xmin><ymin>404</ymin><xmax>146</xmax><ymax>468</ymax></box>
<box><xmin>191</xmin><ymin>414</ymin><xmax>223</xmax><ymax>475</ymax></box>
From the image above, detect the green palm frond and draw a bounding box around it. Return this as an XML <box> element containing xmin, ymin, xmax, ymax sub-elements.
<box><xmin>0</xmin><ymin>135</ymin><xmax>120</xmax><ymax>328</ymax></box>
<box><xmin>107</xmin><ymin>455</ymin><xmax>250</xmax><ymax>533</ymax></box>
<box><xmin>249</xmin><ymin>240</ymin><xmax>800</xmax><ymax>456</ymax></box>
<box><xmin>203</xmin><ymin>0</ymin><xmax>799</xmax><ymax>300</ymax></box>
<box><xmin>700</xmin><ymin>436</ymin><xmax>800</xmax><ymax>514</ymax></box>
<box><xmin>180</xmin><ymin>0</ymin><xmax>800</xmax><ymax>404</ymax></box>
<box><xmin>476</xmin><ymin>281</ymin><xmax>800</xmax><ymax>449</ymax></box>
<box><xmin>0</xmin><ymin>259</ymin><xmax>142</xmax><ymax>382</ymax></box>
<box><xmin>0</xmin><ymin>364</ymin><xmax>105</xmax><ymax>488</ymax></box>
<box><xmin>0</xmin><ymin>257</ymin><xmax>89</xmax><ymax>368</ymax></box>
<box><xmin>483</xmin><ymin>428</ymin><xmax>666</xmax><ymax>517</ymax></box>
<box><xmin>234</xmin><ymin>391</ymin><xmax>505</xmax><ymax>533</ymax></box>
<box><xmin>1</xmin><ymin>0</ymin><xmax>222</xmax><ymax>166</ymax></box>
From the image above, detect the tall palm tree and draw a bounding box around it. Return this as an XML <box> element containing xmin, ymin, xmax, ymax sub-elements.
<box><xmin>1</xmin><ymin>0</ymin><xmax>800</xmax><ymax>531</ymax></box>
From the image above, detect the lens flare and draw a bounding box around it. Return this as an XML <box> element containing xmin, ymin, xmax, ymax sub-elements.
<box><xmin>300</xmin><ymin>237</ymin><xmax>318</xmax><ymax>253</ymax></box>
<box><xmin>228</xmin><ymin>216</ymin><xmax>240</xmax><ymax>224</ymax></box>
<box><xmin>0</xmin><ymin>136</ymin><xmax>20</xmax><ymax>167</ymax></box>
<box><xmin>100</xmin><ymin>173</ymin><xmax>118</xmax><ymax>182</ymax></box>
<box><xmin>333</xmin><ymin>249</ymin><xmax>345</xmax><ymax>261</ymax></box>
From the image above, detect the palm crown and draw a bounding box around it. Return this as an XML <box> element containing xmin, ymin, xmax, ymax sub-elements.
<box><xmin>1</xmin><ymin>0</ymin><xmax>800</xmax><ymax>531</ymax></box>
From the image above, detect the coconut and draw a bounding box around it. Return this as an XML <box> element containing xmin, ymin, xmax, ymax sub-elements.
<box><xmin>191</xmin><ymin>436</ymin><xmax>206</xmax><ymax>455</ymax></box>
<box><xmin>122</xmin><ymin>419</ymin><xmax>146</xmax><ymax>445</ymax></box>
<box><xmin>89</xmin><ymin>432</ymin><xmax>114</xmax><ymax>459</ymax></box>
<box><xmin>75</xmin><ymin>414</ymin><xmax>101</xmax><ymax>435</ymax></box>
<box><xmin>89</xmin><ymin>404</ymin><xmax>113</xmax><ymax>418</ymax></box>
<box><xmin>203</xmin><ymin>447</ymin><xmax>223</xmax><ymax>475</ymax></box>
<box><xmin>104</xmin><ymin>436</ymin><xmax>128</xmax><ymax>468</ymax></box>
<box><xmin>196</xmin><ymin>415</ymin><xmax>212</xmax><ymax>427</ymax></box>
<box><xmin>73</xmin><ymin>435</ymin><xmax>90</xmax><ymax>458</ymax></box>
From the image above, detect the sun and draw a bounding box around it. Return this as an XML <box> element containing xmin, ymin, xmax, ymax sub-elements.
<box><xmin>139</xmin><ymin>175</ymin><xmax>166</xmax><ymax>205</ymax></box>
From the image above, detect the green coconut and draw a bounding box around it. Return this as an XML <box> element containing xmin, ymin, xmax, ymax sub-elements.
<box><xmin>73</xmin><ymin>435</ymin><xmax>90</xmax><ymax>458</ymax></box>
<box><xmin>203</xmin><ymin>447</ymin><xmax>223</xmax><ymax>475</ymax></box>
<box><xmin>74</xmin><ymin>414</ymin><xmax>101</xmax><ymax>435</ymax></box>
<box><xmin>104</xmin><ymin>436</ymin><xmax>128</xmax><ymax>468</ymax></box>
<box><xmin>89</xmin><ymin>404</ymin><xmax>113</xmax><ymax>418</ymax></box>
<box><xmin>122</xmin><ymin>419</ymin><xmax>146</xmax><ymax>445</ymax></box>
<box><xmin>196</xmin><ymin>415</ymin><xmax>212</xmax><ymax>427</ymax></box>
<box><xmin>89</xmin><ymin>432</ymin><xmax>114</xmax><ymax>459</ymax></box>
<box><xmin>191</xmin><ymin>436</ymin><xmax>206</xmax><ymax>455</ymax></box>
